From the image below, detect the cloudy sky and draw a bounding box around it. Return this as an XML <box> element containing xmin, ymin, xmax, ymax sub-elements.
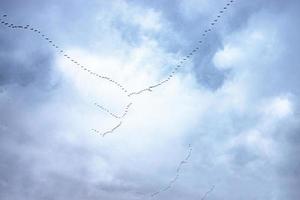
<box><xmin>1</xmin><ymin>0</ymin><xmax>300</xmax><ymax>199</ymax></box>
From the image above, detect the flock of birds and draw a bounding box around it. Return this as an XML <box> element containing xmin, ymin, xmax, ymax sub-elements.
<box><xmin>0</xmin><ymin>0</ymin><xmax>235</xmax><ymax>139</ymax></box>
<box><xmin>0</xmin><ymin>0</ymin><xmax>236</xmax><ymax>199</ymax></box>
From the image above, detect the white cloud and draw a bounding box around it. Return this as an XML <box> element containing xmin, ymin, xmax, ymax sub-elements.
<box><xmin>261</xmin><ymin>96</ymin><xmax>293</xmax><ymax>119</ymax></box>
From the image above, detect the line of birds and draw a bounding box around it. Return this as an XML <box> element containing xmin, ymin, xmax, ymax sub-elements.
<box><xmin>0</xmin><ymin>14</ymin><xmax>128</xmax><ymax>94</ymax></box>
<box><xmin>0</xmin><ymin>13</ymin><xmax>129</xmax><ymax>137</ymax></box>
<box><xmin>149</xmin><ymin>144</ymin><xmax>193</xmax><ymax>198</ymax></box>
<box><xmin>91</xmin><ymin>121</ymin><xmax>122</xmax><ymax>137</ymax></box>
<box><xmin>128</xmin><ymin>0</ymin><xmax>235</xmax><ymax>97</ymax></box>
<box><xmin>91</xmin><ymin>0</ymin><xmax>237</xmax><ymax>136</ymax></box>
<box><xmin>94</xmin><ymin>102</ymin><xmax>132</xmax><ymax>119</ymax></box>
<box><xmin>200</xmin><ymin>185</ymin><xmax>215</xmax><ymax>200</ymax></box>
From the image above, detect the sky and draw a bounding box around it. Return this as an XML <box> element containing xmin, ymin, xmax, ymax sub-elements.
<box><xmin>0</xmin><ymin>0</ymin><xmax>300</xmax><ymax>199</ymax></box>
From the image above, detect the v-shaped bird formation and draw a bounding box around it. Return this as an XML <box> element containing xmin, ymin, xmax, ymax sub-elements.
<box><xmin>0</xmin><ymin>0</ymin><xmax>236</xmax><ymax>139</ymax></box>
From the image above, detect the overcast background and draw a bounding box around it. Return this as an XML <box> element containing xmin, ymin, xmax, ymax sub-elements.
<box><xmin>1</xmin><ymin>0</ymin><xmax>300</xmax><ymax>199</ymax></box>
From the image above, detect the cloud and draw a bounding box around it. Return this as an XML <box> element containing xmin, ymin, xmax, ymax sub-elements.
<box><xmin>1</xmin><ymin>0</ymin><xmax>300</xmax><ymax>200</ymax></box>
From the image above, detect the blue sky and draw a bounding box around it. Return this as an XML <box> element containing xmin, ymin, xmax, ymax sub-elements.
<box><xmin>0</xmin><ymin>0</ymin><xmax>300</xmax><ymax>199</ymax></box>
